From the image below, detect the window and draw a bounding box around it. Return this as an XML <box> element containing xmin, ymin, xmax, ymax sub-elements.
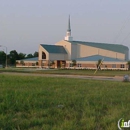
<box><xmin>77</xmin><ymin>64</ymin><xmax>82</xmax><ymax>67</ymax></box>
<box><xmin>112</xmin><ymin>64</ymin><xmax>116</xmax><ymax>68</ymax></box>
<box><xmin>104</xmin><ymin>65</ymin><xmax>107</xmax><ymax>68</ymax></box>
<box><xmin>32</xmin><ymin>63</ymin><xmax>35</xmax><ymax>66</ymax></box>
<box><xmin>69</xmin><ymin>63</ymin><xmax>73</xmax><ymax>67</ymax></box>
<box><xmin>120</xmin><ymin>64</ymin><xmax>125</xmax><ymax>68</ymax></box>
<box><xmin>42</xmin><ymin>52</ymin><xmax>46</xmax><ymax>59</ymax></box>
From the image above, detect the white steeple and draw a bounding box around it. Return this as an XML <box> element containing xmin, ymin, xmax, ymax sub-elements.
<box><xmin>64</xmin><ymin>15</ymin><xmax>73</xmax><ymax>41</ymax></box>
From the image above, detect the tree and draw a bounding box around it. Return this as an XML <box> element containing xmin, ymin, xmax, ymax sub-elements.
<box><xmin>33</xmin><ymin>51</ymin><xmax>38</xmax><ymax>57</ymax></box>
<box><xmin>36</xmin><ymin>62</ymin><xmax>38</xmax><ymax>66</ymax></box>
<box><xmin>9</xmin><ymin>50</ymin><xmax>19</xmax><ymax>65</ymax></box>
<box><xmin>127</xmin><ymin>61</ymin><xmax>130</xmax><ymax>70</ymax></box>
<box><xmin>97</xmin><ymin>59</ymin><xmax>103</xmax><ymax>70</ymax></box>
<box><xmin>26</xmin><ymin>54</ymin><xmax>33</xmax><ymax>58</ymax></box>
<box><xmin>0</xmin><ymin>51</ymin><xmax>6</xmax><ymax>65</ymax></box>
<box><xmin>18</xmin><ymin>53</ymin><xmax>26</xmax><ymax>60</ymax></box>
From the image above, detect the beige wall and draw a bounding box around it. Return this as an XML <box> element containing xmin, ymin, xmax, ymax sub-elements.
<box><xmin>116</xmin><ymin>53</ymin><xmax>125</xmax><ymax>60</ymax></box>
<box><xmin>77</xmin><ymin>44</ymin><xmax>98</xmax><ymax>58</ymax></box>
<box><xmin>98</xmin><ymin>48</ymin><xmax>125</xmax><ymax>60</ymax></box>
<box><xmin>56</xmin><ymin>40</ymin><xmax>71</xmax><ymax>60</ymax></box>
<box><xmin>76</xmin><ymin>44</ymin><xmax>125</xmax><ymax>60</ymax></box>
<box><xmin>56</xmin><ymin>41</ymin><xmax>125</xmax><ymax>60</ymax></box>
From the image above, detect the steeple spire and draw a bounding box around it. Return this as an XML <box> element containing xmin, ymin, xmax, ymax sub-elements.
<box><xmin>67</xmin><ymin>15</ymin><xmax>71</xmax><ymax>32</ymax></box>
<box><xmin>64</xmin><ymin>15</ymin><xmax>73</xmax><ymax>41</ymax></box>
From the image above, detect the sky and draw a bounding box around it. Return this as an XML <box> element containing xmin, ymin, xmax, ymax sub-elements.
<box><xmin>0</xmin><ymin>0</ymin><xmax>130</xmax><ymax>55</ymax></box>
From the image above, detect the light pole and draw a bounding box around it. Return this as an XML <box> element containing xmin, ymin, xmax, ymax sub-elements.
<box><xmin>0</xmin><ymin>45</ymin><xmax>7</xmax><ymax>68</ymax></box>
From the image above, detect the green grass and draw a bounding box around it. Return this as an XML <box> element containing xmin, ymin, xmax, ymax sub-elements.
<box><xmin>0</xmin><ymin>74</ymin><xmax>130</xmax><ymax>130</ymax></box>
<box><xmin>1</xmin><ymin>68</ymin><xmax>130</xmax><ymax>77</ymax></box>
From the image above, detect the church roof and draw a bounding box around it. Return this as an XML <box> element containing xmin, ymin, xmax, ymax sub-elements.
<box><xmin>74</xmin><ymin>55</ymin><xmax>126</xmax><ymax>62</ymax></box>
<box><xmin>19</xmin><ymin>57</ymin><xmax>38</xmax><ymax>61</ymax></box>
<box><xmin>40</xmin><ymin>44</ymin><xmax>67</xmax><ymax>54</ymax></box>
<box><xmin>69</xmin><ymin>41</ymin><xmax>129</xmax><ymax>53</ymax></box>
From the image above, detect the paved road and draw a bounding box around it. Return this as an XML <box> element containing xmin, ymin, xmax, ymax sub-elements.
<box><xmin>1</xmin><ymin>72</ymin><xmax>125</xmax><ymax>82</ymax></box>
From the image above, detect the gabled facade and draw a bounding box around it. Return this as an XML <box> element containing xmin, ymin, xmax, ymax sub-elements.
<box><xmin>38</xmin><ymin>44</ymin><xmax>68</xmax><ymax>68</ymax></box>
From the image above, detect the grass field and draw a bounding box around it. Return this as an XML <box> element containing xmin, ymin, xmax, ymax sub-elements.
<box><xmin>1</xmin><ymin>68</ymin><xmax>130</xmax><ymax>77</ymax></box>
<box><xmin>0</xmin><ymin>74</ymin><xmax>130</xmax><ymax>130</ymax></box>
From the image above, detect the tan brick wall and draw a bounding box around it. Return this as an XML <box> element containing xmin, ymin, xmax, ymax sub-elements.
<box><xmin>86</xmin><ymin>64</ymin><xmax>96</xmax><ymax>68</ymax></box>
<box><xmin>116</xmin><ymin>64</ymin><xmax>120</xmax><ymax>68</ymax></box>
<box><xmin>39</xmin><ymin>60</ymin><xmax>42</xmax><ymax>67</ymax></box>
<box><xmin>106</xmin><ymin>64</ymin><xmax>112</xmax><ymax>68</ymax></box>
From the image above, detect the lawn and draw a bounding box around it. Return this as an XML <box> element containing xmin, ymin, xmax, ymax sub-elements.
<box><xmin>1</xmin><ymin>68</ymin><xmax>130</xmax><ymax>77</ymax></box>
<box><xmin>0</xmin><ymin>74</ymin><xmax>130</xmax><ymax>130</ymax></box>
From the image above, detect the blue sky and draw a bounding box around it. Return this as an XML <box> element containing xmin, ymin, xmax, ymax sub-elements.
<box><xmin>0</xmin><ymin>0</ymin><xmax>130</xmax><ymax>55</ymax></box>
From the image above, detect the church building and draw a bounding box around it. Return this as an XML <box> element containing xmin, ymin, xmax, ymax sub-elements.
<box><xmin>17</xmin><ymin>16</ymin><xmax>129</xmax><ymax>70</ymax></box>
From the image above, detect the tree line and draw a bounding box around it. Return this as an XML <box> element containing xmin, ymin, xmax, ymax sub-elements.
<box><xmin>0</xmin><ymin>50</ymin><xmax>38</xmax><ymax>66</ymax></box>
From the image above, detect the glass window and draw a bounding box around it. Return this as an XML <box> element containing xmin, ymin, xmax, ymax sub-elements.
<box><xmin>112</xmin><ymin>64</ymin><xmax>116</xmax><ymax>68</ymax></box>
<box><xmin>32</xmin><ymin>63</ymin><xmax>35</xmax><ymax>66</ymax></box>
<box><xmin>77</xmin><ymin>64</ymin><xmax>82</xmax><ymax>67</ymax></box>
<box><xmin>42</xmin><ymin>52</ymin><xmax>46</xmax><ymax>59</ymax></box>
<box><xmin>120</xmin><ymin>64</ymin><xmax>125</xmax><ymax>68</ymax></box>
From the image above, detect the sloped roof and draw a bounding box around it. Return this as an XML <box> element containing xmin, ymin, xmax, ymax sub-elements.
<box><xmin>20</xmin><ymin>57</ymin><xmax>38</xmax><ymax>61</ymax></box>
<box><xmin>74</xmin><ymin>55</ymin><xmax>126</xmax><ymax>62</ymax></box>
<box><xmin>69</xmin><ymin>41</ymin><xmax>129</xmax><ymax>53</ymax></box>
<box><xmin>41</xmin><ymin>44</ymin><xmax>67</xmax><ymax>54</ymax></box>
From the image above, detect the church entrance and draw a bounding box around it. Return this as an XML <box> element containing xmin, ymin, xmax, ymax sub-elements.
<box><xmin>57</xmin><ymin>61</ymin><xmax>60</xmax><ymax>68</ymax></box>
<box><xmin>57</xmin><ymin>60</ymin><xmax>66</xmax><ymax>68</ymax></box>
